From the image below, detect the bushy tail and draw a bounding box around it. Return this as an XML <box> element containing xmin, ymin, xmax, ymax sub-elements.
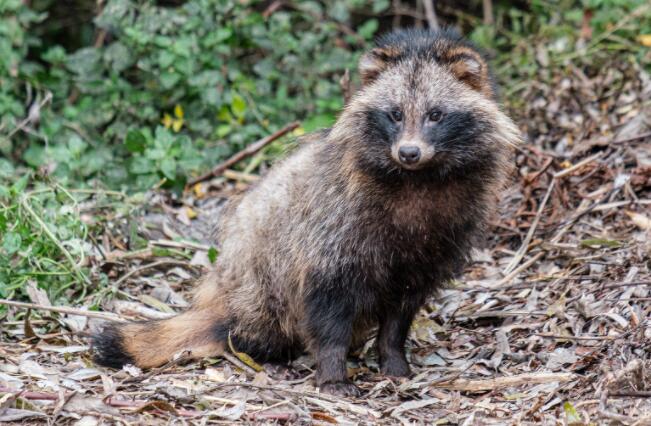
<box><xmin>92</xmin><ymin>309</ymin><xmax>226</xmax><ymax>369</ymax></box>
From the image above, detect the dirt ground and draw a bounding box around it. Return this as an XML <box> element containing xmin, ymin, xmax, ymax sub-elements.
<box><xmin>1</xmin><ymin>48</ymin><xmax>651</xmax><ymax>425</ymax></box>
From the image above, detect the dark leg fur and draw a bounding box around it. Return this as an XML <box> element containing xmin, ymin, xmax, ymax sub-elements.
<box><xmin>304</xmin><ymin>276</ymin><xmax>360</xmax><ymax>397</ymax></box>
<box><xmin>377</xmin><ymin>296</ymin><xmax>424</xmax><ymax>377</ymax></box>
<box><xmin>92</xmin><ymin>323</ymin><xmax>134</xmax><ymax>368</ymax></box>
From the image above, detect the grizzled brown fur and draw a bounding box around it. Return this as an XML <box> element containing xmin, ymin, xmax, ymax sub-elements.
<box><xmin>93</xmin><ymin>28</ymin><xmax>521</xmax><ymax>396</ymax></box>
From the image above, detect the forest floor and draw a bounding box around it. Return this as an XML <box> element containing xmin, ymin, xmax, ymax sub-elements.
<box><xmin>2</xmin><ymin>42</ymin><xmax>651</xmax><ymax>426</ymax></box>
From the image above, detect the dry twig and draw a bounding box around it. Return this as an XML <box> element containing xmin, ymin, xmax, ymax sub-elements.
<box><xmin>432</xmin><ymin>372</ymin><xmax>577</xmax><ymax>392</ymax></box>
<box><xmin>187</xmin><ymin>122</ymin><xmax>299</xmax><ymax>187</ymax></box>
<box><xmin>0</xmin><ymin>299</ymin><xmax>125</xmax><ymax>322</ymax></box>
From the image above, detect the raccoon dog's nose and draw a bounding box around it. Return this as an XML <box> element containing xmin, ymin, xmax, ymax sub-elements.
<box><xmin>398</xmin><ymin>146</ymin><xmax>421</xmax><ymax>165</ymax></box>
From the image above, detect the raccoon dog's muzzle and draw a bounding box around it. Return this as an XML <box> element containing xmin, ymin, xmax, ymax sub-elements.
<box><xmin>391</xmin><ymin>139</ymin><xmax>436</xmax><ymax>170</ymax></box>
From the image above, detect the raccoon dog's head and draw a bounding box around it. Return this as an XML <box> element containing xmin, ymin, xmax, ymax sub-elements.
<box><xmin>338</xmin><ymin>28</ymin><xmax>520</xmax><ymax>179</ymax></box>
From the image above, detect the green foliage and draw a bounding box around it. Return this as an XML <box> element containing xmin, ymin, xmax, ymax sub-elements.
<box><xmin>1</xmin><ymin>0</ymin><xmax>384</xmax><ymax>190</ymax></box>
<box><xmin>468</xmin><ymin>0</ymin><xmax>651</xmax><ymax>82</ymax></box>
<box><xmin>0</xmin><ymin>171</ymin><xmax>146</xmax><ymax>304</ymax></box>
<box><xmin>0</xmin><ymin>1</ymin><xmax>46</xmax><ymax>133</ymax></box>
<box><xmin>0</xmin><ymin>180</ymin><xmax>90</xmax><ymax>302</ymax></box>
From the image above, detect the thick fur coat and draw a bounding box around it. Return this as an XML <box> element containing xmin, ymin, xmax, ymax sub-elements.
<box><xmin>93</xmin><ymin>28</ymin><xmax>521</xmax><ymax>395</ymax></box>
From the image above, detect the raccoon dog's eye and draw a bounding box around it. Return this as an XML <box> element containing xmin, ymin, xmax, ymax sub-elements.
<box><xmin>428</xmin><ymin>109</ymin><xmax>443</xmax><ymax>122</ymax></box>
<box><xmin>390</xmin><ymin>109</ymin><xmax>403</xmax><ymax>122</ymax></box>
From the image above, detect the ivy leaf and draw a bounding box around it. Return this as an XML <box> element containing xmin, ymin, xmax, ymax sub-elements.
<box><xmin>372</xmin><ymin>0</ymin><xmax>390</xmax><ymax>13</ymax></box>
<box><xmin>231</xmin><ymin>94</ymin><xmax>247</xmax><ymax>118</ymax></box>
<box><xmin>0</xmin><ymin>158</ymin><xmax>14</xmax><ymax>178</ymax></box>
<box><xmin>11</xmin><ymin>174</ymin><xmax>29</xmax><ymax>194</ymax></box>
<box><xmin>160</xmin><ymin>72</ymin><xmax>180</xmax><ymax>89</ymax></box>
<box><xmin>160</xmin><ymin>157</ymin><xmax>177</xmax><ymax>180</ymax></box>
<box><xmin>154</xmin><ymin>127</ymin><xmax>175</xmax><ymax>151</ymax></box>
<box><xmin>66</xmin><ymin>47</ymin><xmax>101</xmax><ymax>76</ymax></box>
<box><xmin>358</xmin><ymin>19</ymin><xmax>379</xmax><ymax>40</ymax></box>
<box><xmin>215</xmin><ymin>28</ymin><xmax>232</xmax><ymax>42</ymax></box>
<box><xmin>68</xmin><ymin>135</ymin><xmax>87</xmax><ymax>156</ymax></box>
<box><xmin>105</xmin><ymin>41</ymin><xmax>132</xmax><ymax>72</ymax></box>
<box><xmin>23</xmin><ymin>145</ymin><xmax>45</xmax><ymax>167</ymax></box>
<box><xmin>158</xmin><ymin>50</ymin><xmax>176</xmax><ymax>69</ymax></box>
<box><xmin>2</xmin><ymin>232</ymin><xmax>22</xmax><ymax>255</ymax></box>
<box><xmin>125</xmin><ymin>129</ymin><xmax>147</xmax><ymax>153</ymax></box>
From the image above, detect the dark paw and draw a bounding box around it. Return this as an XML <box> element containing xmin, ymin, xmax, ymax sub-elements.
<box><xmin>319</xmin><ymin>382</ymin><xmax>361</xmax><ymax>397</ymax></box>
<box><xmin>380</xmin><ymin>358</ymin><xmax>411</xmax><ymax>377</ymax></box>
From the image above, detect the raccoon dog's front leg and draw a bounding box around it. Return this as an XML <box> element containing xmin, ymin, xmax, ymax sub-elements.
<box><xmin>304</xmin><ymin>275</ymin><xmax>360</xmax><ymax>397</ymax></box>
<box><xmin>377</xmin><ymin>295</ymin><xmax>425</xmax><ymax>377</ymax></box>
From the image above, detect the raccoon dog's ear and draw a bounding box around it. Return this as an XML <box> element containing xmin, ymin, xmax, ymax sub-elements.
<box><xmin>443</xmin><ymin>49</ymin><xmax>491</xmax><ymax>96</ymax></box>
<box><xmin>358</xmin><ymin>47</ymin><xmax>401</xmax><ymax>85</ymax></box>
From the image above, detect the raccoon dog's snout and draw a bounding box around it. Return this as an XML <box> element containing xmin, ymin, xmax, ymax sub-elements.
<box><xmin>398</xmin><ymin>145</ymin><xmax>421</xmax><ymax>164</ymax></box>
<box><xmin>391</xmin><ymin>140</ymin><xmax>435</xmax><ymax>169</ymax></box>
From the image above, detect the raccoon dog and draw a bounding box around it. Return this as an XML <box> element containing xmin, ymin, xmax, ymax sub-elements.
<box><xmin>93</xmin><ymin>28</ymin><xmax>520</xmax><ymax>396</ymax></box>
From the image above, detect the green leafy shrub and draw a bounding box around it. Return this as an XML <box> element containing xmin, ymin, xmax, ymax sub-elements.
<box><xmin>2</xmin><ymin>0</ymin><xmax>385</xmax><ymax>190</ymax></box>
<box><xmin>0</xmin><ymin>176</ymin><xmax>91</xmax><ymax>301</ymax></box>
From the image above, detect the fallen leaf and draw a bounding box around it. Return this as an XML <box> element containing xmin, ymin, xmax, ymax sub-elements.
<box><xmin>0</xmin><ymin>392</ymin><xmax>16</xmax><ymax>410</ymax></box>
<box><xmin>190</xmin><ymin>250</ymin><xmax>211</xmax><ymax>268</ymax></box>
<box><xmin>19</xmin><ymin>359</ymin><xmax>50</xmax><ymax>380</ymax></box>
<box><xmin>75</xmin><ymin>416</ymin><xmax>100</xmax><ymax>426</ymax></box>
<box><xmin>26</xmin><ymin>281</ymin><xmax>52</xmax><ymax>307</ymax></box>
<box><xmin>412</xmin><ymin>351</ymin><xmax>446</xmax><ymax>367</ymax></box>
<box><xmin>209</xmin><ymin>402</ymin><xmax>246</xmax><ymax>420</ymax></box>
<box><xmin>135</xmin><ymin>400</ymin><xmax>179</xmax><ymax>415</ymax></box>
<box><xmin>228</xmin><ymin>332</ymin><xmax>263</xmax><ymax>372</ymax></box>
<box><xmin>638</xmin><ymin>34</ymin><xmax>651</xmax><ymax>47</ymax></box>
<box><xmin>39</xmin><ymin>345</ymin><xmax>89</xmax><ymax>354</ymax></box>
<box><xmin>252</xmin><ymin>370</ymin><xmax>270</xmax><ymax>385</ymax></box>
<box><xmin>138</xmin><ymin>294</ymin><xmax>175</xmax><ymax>313</ymax></box>
<box><xmin>185</xmin><ymin>206</ymin><xmax>197</xmax><ymax>219</ymax></box>
<box><xmin>192</xmin><ymin>183</ymin><xmax>206</xmax><ymax>199</ymax></box>
<box><xmin>564</xmin><ymin>401</ymin><xmax>582</xmax><ymax>425</ymax></box>
<box><xmin>122</xmin><ymin>364</ymin><xmax>142</xmax><ymax>377</ymax></box>
<box><xmin>312</xmin><ymin>411</ymin><xmax>338</xmax><ymax>424</ymax></box>
<box><xmin>66</xmin><ymin>368</ymin><xmax>102</xmax><ymax>381</ymax></box>
<box><xmin>389</xmin><ymin>398</ymin><xmax>441</xmax><ymax>416</ymax></box>
<box><xmin>0</xmin><ymin>372</ymin><xmax>23</xmax><ymax>390</ymax></box>
<box><xmin>0</xmin><ymin>408</ymin><xmax>46</xmax><ymax>422</ymax></box>
<box><xmin>546</xmin><ymin>348</ymin><xmax>579</xmax><ymax>370</ymax></box>
<box><xmin>579</xmin><ymin>238</ymin><xmax>622</xmax><ymax>248</ymax></box>
<box><xmin>204</xmin><ymin>367</ymin><xmax>226</xmax><ymax>382</ymax></box>
<box><xmin>626</xmin><ymin>210</ymin><xmax>651</xmax><ymax>230</ymax></box>
<box><xmin>603</xmin><ymin>312</ymin><xmax>628</xmax><ymax>328</ymax></box>
<box><xmin>63</xmin><ymin>313</ymin><xmax>88</xmax><ymax>332</ymax></box>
